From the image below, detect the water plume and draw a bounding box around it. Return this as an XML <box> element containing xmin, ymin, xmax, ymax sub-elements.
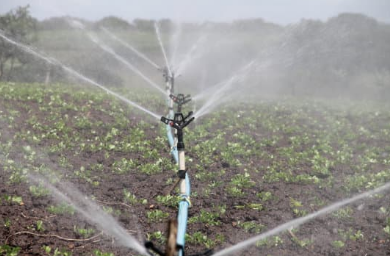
<box><xmin>87</xmin><ymin>33</ymin><xmax>166</xmax><ymax>95</ymax></box>
<box><xmin>212</xmin><ymin>181</ymin><xmax>390</xmax><ymax>256</ymax></box>
<box><xmin>101</xmin><ymin>27</ymin><xmax>161</xmax><ymax>70</ymax></box>
<box><xmin>29</xmin><ymin>174</ymin><xmax>148</xmax><ymax>255</ymax></box>
<box><xmin>0</xmin><ymin>31</ymin><xmax>162</xmax><ymax>120</ymax></box>
<box><xmin>175</xmin><ymin>34</ymin><xmax>207</xmax><ymax>76</ymax></box>
<box><xmin>154</xmin><ymin>22</ymin><xmax>172</xmax><ymax>77</ymax></box>
<box><xmin>194</xmin><ymin>61</ymin><xmax>256</xmax><ymax>119</ymax></box>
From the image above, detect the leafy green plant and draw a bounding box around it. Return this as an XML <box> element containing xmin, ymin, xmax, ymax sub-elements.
<box><xmin>188</xmin><ymin>209</ymin><xmax>221</xmax><ymax>226</ymax></box>
<box><xmin>332</xmin><ymin>240</ymin><xmax>345</xmax><ymax>248</ymax></box>
<box><xmin>332</xmin><ymin>207</ymin><xmax>353</xmax><ymax>219</ymax></box>
<box><xmin>93</xmin><ymin>249</ymin><xmax>114</xmax><ymax>256</ymax></box>
<box><xmin>0</xmin><ymin>245</ymin><xmax>21</xmax><ymax>256</ymax></box>
<box><xmin>30</xmin><ymin>184</ymin><xmax>50</xmax><ymax>197</ymax></box>
<box><xmin>383</xmin><ymin>217</ymin><xmax>390</xmax><ymax>235</ymax></box>
<box><xmin>155</xmin><ymin>195</ymin><xmax>179</xmax><ymax>208</ymax></box>
<box><xmin>237</xmin><ymin>221</ymin><xmax>264</xmax><ymax>233</ymax></box>
<box><xmin>290</xmin><ymin>197</ymin><xmax>307</xmax><ymax>217</ymax></box>
<box><xmin>74</xmin><ymin>225</ymin><xmax>95</xmax><ymax>238</ymax></box>
<box><xmin>146</xmin><ymin>231</ymin><xmax>166</xmax><ymax>244</ymax></box>
<box><xmin>36</xmin><ymin>220</ymin><xmax>45</xmax><ymax>232</ymax></box>
<box><xmin>185</xmin><ymin>231</ymin><xmax>215</xmax><ymax>248</ymax></box>
<box><xmin>256</xmin><ymin>236</ymin><xmax>283</xmax><ymax>248</ymax></box>
<box><xmin>47</xmin><ymin>203</ymin><xmax>75</xmax><ymax>215</ymax></box>
<box><xmin>4</xmin><ymin>195</ymin><xmax>23</xmax><ymax>205</ymax></box>
<box><xmin>146</xmin><ymin>210</ymin><xmax>169</xmax><ymax>223</ymax></box>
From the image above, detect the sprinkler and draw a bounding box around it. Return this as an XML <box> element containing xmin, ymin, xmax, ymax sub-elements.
<box><xmin>169</xmin><ymin>94</ymin><xmax>191</xmax><ymax>113</ymax></box>
<box><xmin>161</xmin><ymin>111</ymin><xmax>194</xmax><ymax>256</ymax></box>
<box><xmin>161</xmin><ymin>111</ymin><xmax>194</xmax><ymax>151</ymax></box>
<box><xmin>161</xmin><ymin>66</ymin><xmax>175</xmax><ymax>92</ymax></box>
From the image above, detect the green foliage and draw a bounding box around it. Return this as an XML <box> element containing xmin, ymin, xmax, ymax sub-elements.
<box><xmin>0</xmin><ymin>5</ymin><xmax>37</xmax><ymax>81</ymax></box>
<box><xmin>332</xmin><ymin>207</ymin><xmax>353</xmax><ymax>219</ymax></box>
<box><xmin>0</xmin><ymin>245</ymin><xmax>21</xmax><ymax>256</ymax></box>
<box><xmin>384</xmin><ymin>218</ymin><xmax>390</xmax><ymax>236</ymax></box>
<box><xmin>146</xmin><ymin>210</ymin><xmax>169</xmax><ymax>223</ymax></box>
<box><xmin>146</xmin><ymin>231</ymin><xmax>166</xmax><ymax>244</ymax></box>
<box><xmin>3</xmin><ymin>195</ymin><xmax>23</xmax><ymax>205</ymax></box>
<box><xmin>93</xmin><ymin>250</ymin><xmax>114</xmax><ymax>256</ymax></box>
<box><xmin>42</xmin><ymin>246</ymin><xmax>72</xmax><ymax>256</ymax></box>
<box><xmin>185</xmin><ymin>231</ymin><xmax>216</xmax><ymax>248</ymax></box>
<box><xmin>237</xmin><ymin>221</ymin><xmax>265</xmax><ymax>233</ymax></box>
<box><xmin>29</xmin><ymin>184</ymin><xmax>50</xmax><ymax>197</ymax></box>
<box><xmin>155</xmin><ymin>195</ymin><xmax>179</xmax><ymax>208</ymax></box>
<box><xmin>332</xmin><ymin>240</ymin><xmax>345</xmax><ymax>248</ymax></box>
<box><xmin>188</xmin><ymin>209</ymin><xmax>221</xmax><ymax>226</ymax></box>
<box><xmin>290</xmin><ymin>198</ymin><xmax>307</xmax><ymax>217</ymax></box>
<box><xmin>256</xmin><ymin>236</ymin><xmax>284</xmax><ymax>248</ymax></box>
<box><xmin>47</xmin><ymin>203</ymin><xmax>75</xmax><ymax>215</ymax></box>
<box><xmin>74</xmin><ymin>225</ymin><xmax>95</xmax><ymax>238</ymax></box>
<box><xmin>36</xmin><ymin>220</ymin><xmax>45</xmax><ymax>232</ymax></box>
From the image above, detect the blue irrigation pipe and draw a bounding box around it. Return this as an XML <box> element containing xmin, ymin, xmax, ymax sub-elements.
<box><xmin>165</xmin><ymin>84</ymin><xmax>191</xmax><ymax>256</ymax></box>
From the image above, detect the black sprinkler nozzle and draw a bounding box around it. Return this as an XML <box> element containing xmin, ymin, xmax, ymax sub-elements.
<box><xmin>160</xmin><ymin>112</ymin><xmax>194</xmax><ymax>131</ymax></box>
<box><xmin>169</xmin><ymin>93</ymin><xmax>191</xmax><ymax>112</ymax></box>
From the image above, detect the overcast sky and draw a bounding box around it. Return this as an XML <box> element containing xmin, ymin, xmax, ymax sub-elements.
<box><xmin>0</xmin><ymin>0</ymin><xmax>389</xmax><ymax>25</ymax></box>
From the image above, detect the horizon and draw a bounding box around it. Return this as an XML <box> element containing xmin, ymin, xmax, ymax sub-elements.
<box><xmin>0</xmin><ymin>0</ymin><xmax>389</xmax><ymax>26</ymax></box>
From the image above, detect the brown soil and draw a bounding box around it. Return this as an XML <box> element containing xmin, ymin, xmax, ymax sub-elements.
<box><xmin>1</xmin><ymin>92</ymin><xmax>390</xmax><ymax>256</ymax></box>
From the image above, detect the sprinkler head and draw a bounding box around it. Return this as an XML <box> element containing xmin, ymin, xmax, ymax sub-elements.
<box><xmin>169</xmin><ymin>93</ymin><xmax>191</xmax><ymax>112</ymax></box>
<box><xmin>160</xmin><ymin>111</ymin><xmax>194</xmax><ymax>131</ymax></box>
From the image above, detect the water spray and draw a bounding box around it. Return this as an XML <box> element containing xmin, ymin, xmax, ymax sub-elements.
<box><xmin>154</xmin><ymin>22</ymin><xmax>172</xmax><ymax>78</ymax></box>
<box><xmin>0</xmin><ymin>31</ymin><xmax>162</xmax><ymax>120</ymax></box>
<box><xmin>212</xmin><ymin>181</ymin><xmax>390</xmax><ymax>256</ymax></box>
<box><xmin>101</xmin><ymin>27</ymin><xmax>161</xmax><ymax>70</ymax></box>
<box><xmin>83</xmin><ymin>30</ymin><xmax>166</xmax><ymax>95</ymax></box>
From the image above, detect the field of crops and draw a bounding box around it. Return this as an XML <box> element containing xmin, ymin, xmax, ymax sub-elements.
<box><xmin>1</xmin><ymin>82</ymin><xmax>390</xmax><ymax>256</ymax></box>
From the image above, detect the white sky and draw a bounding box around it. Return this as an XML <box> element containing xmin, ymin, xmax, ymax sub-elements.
<box><xmin>0</xmin><ymin>0</ymin><xmax>389</xmax><ymax>25</ymax></box>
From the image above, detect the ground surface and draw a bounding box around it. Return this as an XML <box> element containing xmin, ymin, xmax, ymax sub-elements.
<box><xmin>1</xmin><ymin>82</ymin><xmax>390</xmax><ymax>256</ymax></box>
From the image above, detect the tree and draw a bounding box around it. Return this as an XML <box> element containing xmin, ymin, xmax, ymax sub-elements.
<box><xmin>0</xmin><ymin>5</ymin><xmax>37</xmax><ymax>80</ymax></box>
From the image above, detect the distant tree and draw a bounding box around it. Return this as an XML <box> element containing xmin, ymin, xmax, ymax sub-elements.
<box><xmin>0</xmin><ymin>5</ymin><xmax>37</xmax><ymax>80</ymax></box>
<box><xmin>133</xmin><ymin>19</ymin><xmax>155</xmax><ymax>31</ymax></box>
<box><xmin>38</xmin><ymin>17</ymin><xmax>72</xmax><ymax>30</ymax></box>
<box><xmin>95</xmin><ymin>16</ymin><xmax>134</xmax><ymax>30</ymax></box>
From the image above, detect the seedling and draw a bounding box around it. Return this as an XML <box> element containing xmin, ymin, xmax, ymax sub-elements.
<box><xmin>0</xmin><ymin>245</ymin><xmax>21</xmax><ymax>256</ymax></box>
<box><xmin>36</xmin><ymin>220</ymin><xmax>45</xmax><ymax>232</ymax></box>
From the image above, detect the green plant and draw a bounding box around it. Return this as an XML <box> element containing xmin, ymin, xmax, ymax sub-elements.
<box><xmin>146</xmin><ymin>210</ymin><xmax>169</xmax><ymax>223</ymax></box>
<box><xmin>257</xmin><ymin>191</ymin><xmax>274</xmax><ymax>202</ymax></box>
<box><xmin>4</xmin><ymin>195</ymin><xmax>23</xmax><ymax>205</ymax></box>
<box><xmin>256</xmin><ymin>236</ymin><xmax>283</xmax><ymax>248</ymax></box>
<box><xmin>74</xmin><ymin>225</ymin><xmax>95</xmax><ymax>238</ymax></box>
<box><xmin>36</xmin><ymin>220</ymin><xmax>45</xmax><ymax>232</ymax></box>
<box><xmin>146</xmin><ymin>231</ymin><xmax>166</xmax><ymax>244</ymax></box>
<box><xmin>4</xmin><ymin>218</ymin><xmax>11</xmax><ymax>228</ymax></box>
<box><xmin>30</xmin><ymin>184</ymin><xmax>50</xmax><ymax>197</ymax></box>
<box><xmin>290</xmin><ymin>197</ymin><xmax>307</xmax><ymax>216</ymax></box>
<box><xmin>332</xmin><ymin>240</ymin><xmax>345</xmax><ymax>248</ymax></box>
<box><xmin>188</xmin><ymin>209</ymin><xmax>221</xmax><ymax>226</ymax></box>
<box><xmin>0</xmin><ymin>245</ymin><xmax>21</xmax><ymax>256</ymax></box>
<box><xmin>47</xmin><ymin>203</ymin><xmax>75</xmax><ymax>215</ymax></box>
<box><xmin>384</xmin><ymin>217</ymin><xmax>390</xmax><ymax>235</ymax></box>
<box><xmin>237</xmin><ymin>221</ymin><xmax>264</xmax><ymax>233</ymax></box>
<box><xmin>332</xmin><ymin>207</ymin><xmax>353</xmax><ymax>219</ymax></box>
<box><xmin>155</xmin><ymin>195</ymin><xmax>179</xmax><ymax>208</ymax></box>
<box><xmin>186</xmin><ymin>231</ymin><xmax>215</xmax><ymax>248</ymax></box>
<box><xmin>94</xmin><ymin>249</ymin><xmax>114</xmax><ymax>256</ymax></box>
